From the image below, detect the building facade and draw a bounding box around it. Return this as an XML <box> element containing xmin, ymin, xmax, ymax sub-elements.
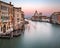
<box><xmin>50</xmin><ymin>12</ymin><xmax>60</xmax><ymax>24</ymax></box>
<box><xmin>0</xmin><ymin>1</ymin><xmax>13</xmax><ymax>33</ymax></box>
<box><xmin>13</xmin><ymin>7</ymin><xmax>24</xmax><ymax>30</ymax></box>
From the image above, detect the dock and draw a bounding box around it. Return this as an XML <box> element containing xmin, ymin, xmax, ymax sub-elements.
<box><xmin>0</xmin><ymin>29</ymin><xmax>24</xmax><ymax>39</ymax></box>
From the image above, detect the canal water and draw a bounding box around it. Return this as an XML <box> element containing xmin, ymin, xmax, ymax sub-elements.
<box><xmin>0</xmin><ymin>20</ymin><xmax>60</xmax><ymax>48</ymax></box>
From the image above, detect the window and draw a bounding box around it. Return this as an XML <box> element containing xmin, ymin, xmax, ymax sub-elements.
<box><xmin>1</xmin><ymin>16</ymin><xmax>9</xmax><ymax>20</ymax></box>
<box><xmin>17</xmin><ymin>14</ymin><xmax>19</xmax><ymax>17</ymax></box>
<box><xmin>2</xmin><ymin>12</ymin><xmax>8</xmax><ymax>16</ymax></box>
<box><xmin>21</xmin><ymin>14</ymin><xmax>24</xmax><ymax>18</ymax></box>
<box><xmin>17</xmin><ymin>9</ymin><xmax>19</xmax><ymax>12</ymax></box>
<box><xmin>17</xmin><ymin>18</ymin><xmax>20</xmax><ymax>22</ymax></box>
<box><xmin>1</xmin><ymin>5</ymin><xmax>8</xmax><ymax>11</ymax></box>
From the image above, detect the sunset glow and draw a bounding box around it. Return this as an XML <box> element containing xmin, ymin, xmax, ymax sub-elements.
<box><xmin>2</xmin><ymin>0</ymin><xmax>60</xmax><ymax>17</ymax></box>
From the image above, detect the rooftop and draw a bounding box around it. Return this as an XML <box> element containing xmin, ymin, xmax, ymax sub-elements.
<box><xmin>0</xmin><ymin>1</ymin><xmax>13</xmax><ymax>6</ymax></box>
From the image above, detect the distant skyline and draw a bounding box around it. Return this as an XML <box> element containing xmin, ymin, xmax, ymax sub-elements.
<box><xmin>1</xmin><ymin>0</ymin><xmax>60</xmax><ymax>17</ymax></box>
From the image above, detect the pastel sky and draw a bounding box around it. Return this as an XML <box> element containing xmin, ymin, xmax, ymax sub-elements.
<box><xmin>2</xmin><ymin>0</ymin><xmax>60</xmax><ymax>17</ymax></box>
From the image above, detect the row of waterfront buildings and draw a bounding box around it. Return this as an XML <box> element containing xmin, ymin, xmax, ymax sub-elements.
<box><xmin>0</xmin><ymin>1</ymin><xmax>25</xmax><ymax>34</ymax></box>
<box><xmin>31</xmin><ymin>11</ymin><xmax>60</xmax><ymax>24</ymax></box>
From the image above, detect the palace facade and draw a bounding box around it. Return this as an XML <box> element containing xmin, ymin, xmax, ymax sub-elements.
<box><xmin>0</xmin><ymin>1</ymin><xmax>13</xmax><ymax>33</ymax></box>
<box><xmin>13</xmin><ymin>7</ymin><xmax>24</xmax><ymax>30</ymax></box>
<box><xmin>0</xmin><ymin>1</ymin><xmax>24</xmax><ymax>33</ymax></box>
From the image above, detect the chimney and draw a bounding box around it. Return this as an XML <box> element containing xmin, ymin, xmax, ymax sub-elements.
<box><xmin>20</xmin><ymin>7</ymin><xmax>22</xmax><ymax>11</ymax></box>
<box><xmin>10</xmin><ymin>2</ymin><xmax>11</xmax><ymax>5</ymax></box>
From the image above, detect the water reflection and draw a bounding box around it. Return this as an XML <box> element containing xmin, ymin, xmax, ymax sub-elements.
<box><xmin>24</xmin><ymin>21</ymin><xmax>52</xmax><ymax>42</ymax></box>
<box><xmin>23</xmin><ymin>21</ymin><xmax>60</xmax><ymax>48</ymax></box>
<box><xmin>0</xmin><ymin>20</ymin><xmax>60</xmax><ymax>48</ymax></box>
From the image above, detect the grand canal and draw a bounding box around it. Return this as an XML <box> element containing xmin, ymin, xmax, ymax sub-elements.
<box><xmin>0</xmin><ymin>20</ymin><xmax>60</xmax><ymax>48</ymax></box>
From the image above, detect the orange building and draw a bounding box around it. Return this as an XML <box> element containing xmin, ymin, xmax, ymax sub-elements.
<box><xmin>50</xmin><ymin>12</ymin><xmax>60</xmax><ymax>24</ymax></box>
<box><xmin>57</xmin><ymin>15</ymin><xmax>60</xmax><ymax>24</ymax></box>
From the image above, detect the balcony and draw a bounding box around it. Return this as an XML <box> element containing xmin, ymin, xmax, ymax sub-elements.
<box><xmin>2</xmin><ymin>20</ymin><xmax>9</xmax><ymax>22</ymax></box>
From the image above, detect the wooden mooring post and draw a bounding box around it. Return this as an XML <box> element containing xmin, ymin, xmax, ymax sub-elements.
<box><xmin>10</xmin><ymin>32</ymin><xmax>13</xmax><ymax>39</ymax></box>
